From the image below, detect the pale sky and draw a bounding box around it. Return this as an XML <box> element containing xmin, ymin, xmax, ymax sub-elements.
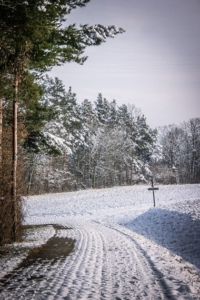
<box><xmin>50</xmin><ymin>0</ymin><xmax>200</xmax><ymax>128</ymax></box>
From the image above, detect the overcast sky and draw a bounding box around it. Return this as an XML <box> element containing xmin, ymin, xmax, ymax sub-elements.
<box><xmin>50</xmin><ymin>0</ymin><xmax>200</xmax><ymax>128</ymax></box>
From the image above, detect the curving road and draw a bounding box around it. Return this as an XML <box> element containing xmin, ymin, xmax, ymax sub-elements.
<box><xmin>1</xmin><ymin>222</ymin><xmax>199</xmax><ymax>299</ymax></box>
<box><xmin>1</xmin><ymin>185</ymin><xmax>200</xmax><ymax>299</ymax></box>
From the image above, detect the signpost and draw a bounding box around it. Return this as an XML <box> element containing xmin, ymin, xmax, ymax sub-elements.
<box><xmin>148</xmin><ymin>178</ymin><xmax>159</xmax><ymax>207</ymax></box>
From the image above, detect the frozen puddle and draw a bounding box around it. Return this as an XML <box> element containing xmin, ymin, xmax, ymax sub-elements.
<box><xmin>0</xmin><ymin>184</ymin><xmax>200</xmax><ymax>299</ymax></box>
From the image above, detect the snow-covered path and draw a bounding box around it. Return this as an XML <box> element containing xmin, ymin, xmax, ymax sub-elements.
<box><xmin>1</xmin><ymin>184</ymin><xmax>200</xmax><ymax>299</ymax></box>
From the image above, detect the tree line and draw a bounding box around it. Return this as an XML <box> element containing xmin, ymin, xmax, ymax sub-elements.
<box><xmin>23</xmin><ymin>75</ymin><xmax>200</xmax><ymax>194</ymax></box>
<box><xmin>154</xmin><ymin>119</ymin><xmax>200</xmax><ymax>184</ymax></box>
<box><xmin>24</xmin><ymin>76</ymin><xmax>157</xmax><ymax>194</ymax></box>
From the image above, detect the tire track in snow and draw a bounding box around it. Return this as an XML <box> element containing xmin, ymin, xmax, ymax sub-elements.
<box><xmin>0</xmin><ymin>226</ymin><xmax>108</xmax><ymax>299</ymax></box>
<box><xmin>58</xmin><ymin>227</ymin><xmax>104</xmax><ymax>299</ymax></box>
<box><xmin>91</xmin><ymin>222</ymin><xmax>170</xmax><ymax>299</ymax></box>
<box><xmin>1</xmin><ymin>222</ymin><xmax>200</xmax><ymax>299</ymax></box>
<box><xmin>107</xmin><ymin>224</ymin><xmax>199</xmax><ymax>299</ymax></box>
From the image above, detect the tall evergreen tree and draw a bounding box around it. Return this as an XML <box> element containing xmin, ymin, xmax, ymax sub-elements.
<box><xmin>108</xmin><ymin>99</ymin><xmax>118</xmax><ymax>127</ymax></box>
<box><xmin>135</xmin><ymin>115</ymin><xmax>157</xmax><ymax>163</ymax></box>
<box><xmin>95</xmin><ymin>93</ymin><xmax>111</xmax><ymax>124</ymax></box>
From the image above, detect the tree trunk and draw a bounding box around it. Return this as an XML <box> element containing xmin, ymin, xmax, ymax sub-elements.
<box><xmin>0</xmin><ymin>98</ymin><xmax>2</xmax><ymax>192</ymax></box>
<box><xmin>93</xmin><ymin>165</ymin><xmax>96</xmax><ymax>188</ymax></box>
<box><xmin>27</xmin><ymin>154</ymin><xmax>36</xmax><ymax>195</ymax></box>
<box><xmin>12</xmin><ymin>75</ymin><xmax>18</xmax><ymax>241</ymax></box>
<box><xmin>0</xmin><ymin>98</ymin><xmax>2</xmax><ymax>246</ymax></box>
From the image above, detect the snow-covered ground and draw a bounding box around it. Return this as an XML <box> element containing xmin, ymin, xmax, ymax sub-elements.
<box><xmin>1</xmin><ymin>184</ymin><xmax>200</xmax><ymax>299</ymax></box>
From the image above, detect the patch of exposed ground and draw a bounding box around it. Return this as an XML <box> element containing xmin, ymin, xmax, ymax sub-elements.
<box><xmin>0</xmin><ymin>224</ymin><xmax>75</xmax><ymax>288</ymax></box>
<box><xmin>19</xmin><ymin>236</ymin><xmax>75</xmax><ymax>268</ymax></box>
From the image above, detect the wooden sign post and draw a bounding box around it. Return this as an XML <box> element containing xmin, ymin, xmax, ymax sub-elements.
<box><xmin>148</xmin><ymin>178</ymin><xmax>159</xmax><ymax>207</ymax></box>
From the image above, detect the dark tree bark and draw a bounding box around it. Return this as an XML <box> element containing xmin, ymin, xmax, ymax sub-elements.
<box><xmin>11</xmin><ymin>74</ymin><xmax>19</xmax><ymax>241</ymax></box>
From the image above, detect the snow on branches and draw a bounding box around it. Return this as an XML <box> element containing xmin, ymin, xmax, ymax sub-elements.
<box><xmin>81</xmin><ymin>24</ymin><xmax>125</xmax><ymax>45</ymax></box>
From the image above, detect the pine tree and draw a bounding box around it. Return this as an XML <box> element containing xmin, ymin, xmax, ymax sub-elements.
<box><xmin>95</xmin><ymin>93</ymin><xmax>111</xmax><ymax>124</ymax></box>
<box><xmin>108</xmin><ymin>99</ymin><xmax>118</xmax><ymax>127</ymax></box>
<box><xmin>135</xmin><ymin>115</ymin><xmax>157</xmax><ymax>163</ymax></box>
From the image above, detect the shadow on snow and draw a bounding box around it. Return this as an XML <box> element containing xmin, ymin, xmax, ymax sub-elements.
<box><xmin>125</xmin><ymin>208</ymin><xmax>200</xmax><ymax>269</ymax></box>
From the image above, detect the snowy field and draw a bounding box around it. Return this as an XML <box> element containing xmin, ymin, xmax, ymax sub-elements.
<box><xmin>1</xmin><ymin>184</ymin><xmax>200</xmax><ymax>299</ymax></box>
